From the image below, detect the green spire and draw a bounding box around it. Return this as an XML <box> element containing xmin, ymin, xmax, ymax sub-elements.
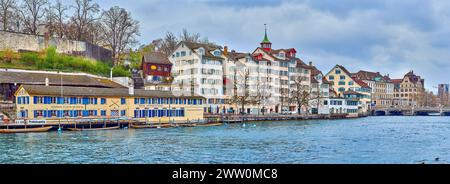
<box><xmin>262</xmin><ymin>24</ymin><xmax>271</xmax><ymax>43</ymax></box>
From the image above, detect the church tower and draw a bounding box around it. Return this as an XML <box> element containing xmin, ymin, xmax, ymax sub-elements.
<box><xmin>260</xmin><ymin>24</ymin><xmax>272</xmax><ymax>52</ymax></box>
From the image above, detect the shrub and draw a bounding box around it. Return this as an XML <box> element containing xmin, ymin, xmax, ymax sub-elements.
<box><xmin>2</xmin><ymin>49</ymin><xmax>19</xmax><ymax>63</ymax></box>
<box><xmin>112</xmin><ymin>66</ymin><xmax>131</xmax><ymax>77</ymax></box>
<box><xmin>20</xmin><ymin>52</ymin><xmax>41</xmax><ymax>66</ymax></box>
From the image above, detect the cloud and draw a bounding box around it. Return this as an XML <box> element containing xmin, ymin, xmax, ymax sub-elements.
<box><xmin>95</xmin><ymin>0</ymin><xmax>450</xmax><ymax>91</ymax></box>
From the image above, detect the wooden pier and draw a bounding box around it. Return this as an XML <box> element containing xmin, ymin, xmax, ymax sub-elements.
<box><xmin>206</xmin><ymin>113</ymin><xmax>350</xmax><ymax>123</ymax></box>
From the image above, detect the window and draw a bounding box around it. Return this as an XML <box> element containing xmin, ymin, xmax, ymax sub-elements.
<box><xmin>335</xmin><ymin>69</ymin><xmax>341</xmax><ymax>74</ymax></box>
<box><xmin>101</xmin><ymin>110</ymin><xmax>106</xmax><ymax>116</ymax></box>
<box><xmin>121</xmin><ymin>98</ymin><xmax>126</xmax><ymax>105</ymax></box>
<box><xmin>214</xmin><ymin>51</ymin><xmax>221</xmax><ymax>56</ymax></box>
<box><xmin>101</xmin><ymin>98</ymin><xmax>106</xmax><ymax>104</ymax></box>
<box><xmin>180</xmin><ymin>51</ymin><xmax>186</xmax><ymax>56</ymax></box>
<box><xmin>121</xmin><ymin>110</ymin><xmax>126</xmax><ymax>116</ymax></box>
<box><xmin>338</xmin><ymin>81</ymin><xmax>346</xmax><ymax>85</ymax></box>
<box><xmin>340</xmin><ymin>75</ymin><xmax>346</xmax><ymax>80</ymax></box>
<box><xmin>338</xmin><ymin>88</ymin><xmax>345</xmax><ymax>92</ymax></box>
<box><xmin>348</xmin><ymin>81</ymin><xmax>354</xmax><ymax>85</ymax></box>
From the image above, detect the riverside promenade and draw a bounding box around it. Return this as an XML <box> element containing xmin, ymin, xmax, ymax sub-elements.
<box><xmin>0</xmin><ymin>113</ymin><xmax>359</xmax><ymax>131</ymax></box>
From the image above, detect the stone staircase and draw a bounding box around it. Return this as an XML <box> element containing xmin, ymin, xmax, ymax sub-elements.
<box><xmin>132</xmin><ymin>70</ymin><xmax>144</xmax><ymax>89</ymax></box>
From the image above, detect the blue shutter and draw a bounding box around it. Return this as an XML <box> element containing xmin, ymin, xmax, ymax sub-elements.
<box><xmin>33</xmin><ymin>97</ymin><xmax>37</xmax><ymax>104</ymax></box>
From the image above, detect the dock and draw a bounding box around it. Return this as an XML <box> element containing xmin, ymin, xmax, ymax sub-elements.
<box><xmin>206</xmin><ymin>113</ymin><xmax>350</xmax><ymax>123</ymax></box>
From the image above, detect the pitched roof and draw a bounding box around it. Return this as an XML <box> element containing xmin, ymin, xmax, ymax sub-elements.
<box><xmin>20</xmin><ymin>85</ymin><xmax>204</xmax><ymax>99</ymax></box>
<box><xmin>343</xmin><ymin>90</ymin><xmax>364</xmax><ymax>95</ymax></box>
<box><xmin>391</xmin><ymin>79</ymin><xmax>402</xmax><ymax>84</ymax></box>
<box><xmin>227</xmin><ymin>51</ymin><xmax>249</xmax><ymax>61</ymax></box>
<box><xmin>355</xmin><ymin>70</ymin><xmax>390</xmax><ymax>82</ymax></box>
<box><xmin>181</xmin><ymin>41</ymin><xmax>224</xmax><ymax>61</ymax></box>
<box><xmin>351</xmin><ymin>77</ymin><xmax>371</xmax><ymax>89</ymax></box>
<box><xmin>404</xmin><ymin>71</ymin><xmax>423</xmax><ymax>84</ymax></box>
<box><xmin>0</xmin><ymin>71</ymin><xmax>125</xmax><ymax>88</ymax></box>
<box><xmin>142</xmin><ymin>52</ymin><xmax>172</xmax><ymax>65</ymax></box>
<box><xmin>335</xmin><ymin>65</ymin><xmax>353</xmax><ymax>77</ymax></box>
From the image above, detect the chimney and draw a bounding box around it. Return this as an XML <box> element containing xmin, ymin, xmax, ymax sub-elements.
<box><xmin>309</xmin><ymin>61</ymin><xmax>313</xmax><ymax>66</ymax></box>
<box><xmin>224</xmin><ymin>46</ymin><xmax>228</xmax><ymax>56</ymax></box>
<box><xmin>129</xmin><ymin>85</ymin><xmax>134</xmax><ymax>95</ymax></box>
<box><xmin>45</xmin><ymin>77</ymin><xmax>49</xmax><ymax>86</ymax></box>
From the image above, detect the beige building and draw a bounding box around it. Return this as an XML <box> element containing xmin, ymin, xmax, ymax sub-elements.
<box><xmin>325</xmin><ymin>65</ymin><xmax>372</xmax><ymax>113</ymax></box>
<box><xmin>353</xmin><ymin>71</ymin><xmax>394</xmax><ymax>108</ymax></box>
<box><xmin>15</xmin><ymin>85</ymin><xmax>205</xmax><ymax>123</ymax></box>
<box><xmin>392</xmin><ymin>71</ymin><xmax>425</xmax><ymax>107</ymax></box>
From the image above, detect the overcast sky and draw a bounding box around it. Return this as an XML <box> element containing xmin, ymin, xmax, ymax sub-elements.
<box><xmin>95</xmin><ymin>0</ymin><xmax>450</xmax><ymax>91</ymax></box>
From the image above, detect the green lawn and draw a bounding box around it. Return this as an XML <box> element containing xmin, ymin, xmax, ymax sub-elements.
<box><xmin>0</xmin><ymin>48</ymin><xmax>131</xmax><ymax>77</ymax></box>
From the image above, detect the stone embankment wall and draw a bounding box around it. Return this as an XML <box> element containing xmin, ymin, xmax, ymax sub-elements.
<box><xmin>0</xmin><ymin>31</ymin><xmax>112</xmax><ymax>63</ymax></box>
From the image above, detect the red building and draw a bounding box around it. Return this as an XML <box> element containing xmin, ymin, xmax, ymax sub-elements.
<box><xmin>141</xmin><ymin>52</ymin><xmax>173</xmax><ymax>82</ymax></box>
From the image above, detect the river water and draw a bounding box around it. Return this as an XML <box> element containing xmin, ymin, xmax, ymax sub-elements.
<box><xmin>1</xmin><ymin>116</ymin><xmax>450</xmax><ymax>164</ymax></box>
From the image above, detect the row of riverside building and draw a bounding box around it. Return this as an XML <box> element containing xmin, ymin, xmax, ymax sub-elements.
<box><xmin>6</xmin><ymin>28</ymin><xmax>426</xmax><ymax>122</ymax></box>
<box><xmin>148</xmin><ymin>28</ymin><xmax>425</xmax><ymax>117</ymax></box>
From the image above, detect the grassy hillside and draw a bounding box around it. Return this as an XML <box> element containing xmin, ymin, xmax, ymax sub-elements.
<box><xmin>0</xmin><ymin>47</ymin><xmax>130</xmax><ymax>77</ymax></box>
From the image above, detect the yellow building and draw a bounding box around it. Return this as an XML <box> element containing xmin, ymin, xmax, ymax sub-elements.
<box><xmin>325</xmin><ymin>65</ymin><xmax>372</xmax><ymax>113</ymax></box>
<box><xmin>15</xmin><ymin>85</ymin><xmax>205</xmax><ymax>123</ymax></box>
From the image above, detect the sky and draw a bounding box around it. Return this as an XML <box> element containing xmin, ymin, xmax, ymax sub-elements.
<box><xmin>94</xmin><ymin>0</ymin><xmax>450</xmax><ymax>91</ymax></box>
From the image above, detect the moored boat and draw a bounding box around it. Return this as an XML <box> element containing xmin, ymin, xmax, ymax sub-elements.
<box><xmin>0</xmin><ymin>126</ymin><xmax>53</xmax><ymax>134</ymax></box>
<box><xmin>67</xmin><ymin>126</ymin><xmax>120</xmax><ymax>131</ymax></box>
<box><xmin>196</xmin><ymin>123</ymin><xmax>223</xmax><ymax>127</ymax></box>
<box><xmin>130</xmin><ymin>124</ymin><xmax>171</xmax><ymax>129</ymax></box>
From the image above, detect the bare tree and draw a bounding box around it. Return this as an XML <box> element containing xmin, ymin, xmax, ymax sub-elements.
<box><xmin>0</xmin><ymin>0</ymin><xmax>16</xmax><ymax>31</ymax></box>
<box><xmin>309</xmin><ymin>82</ymin><xmax>326</xmax><ymax>115</ymax></box>
<box><xmin>158</xmin><ymin>32</ymin><xmax>178</xmax><ymax>57</ymax></box>
<box><xmin>48</xmin><ymin>0</ymin><xmax>67</xmax><ymax>38</ymax></box>
<box><xmin>231</xmin><ymin>65</ymin><xmax>254</xmax><ymax>114</ymax></box>
<box><xmin>100</xmin><ymin>6</ymin><xmax>140</xmax><ymax>64</ymax></box>
<box><xmin>157</xmin><ymin>29</ymin><xmax>218</xmax><ymax>57</ymax></box>
<box><xmin>180</xmin><ymin>28</ymin><xmax>200</xmax><ymax>43</ymax></box>
<box><xmin>255</xmin><ymin>69</ymin><xmax>271</xmax><ymax>115</ymax></box>
<box><xmin>71</xmin><ymin>0</ymin><xmax>99</xmax><ymax>41</ymax></box>
<box><xmin>290</xmin><ymin>75</ymin><xmax>310</xmax><ymax>115</ymax></box>
<box><xmin>19</xmin><ymin>0</ymin><xmax>48</xmax><ymax>35</ymax></box>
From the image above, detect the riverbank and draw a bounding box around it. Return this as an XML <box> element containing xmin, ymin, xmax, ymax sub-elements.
<box><xmin>0</xmin><ymin>113</ymin><xmax>365</xmax><ymax>132</ymax></box>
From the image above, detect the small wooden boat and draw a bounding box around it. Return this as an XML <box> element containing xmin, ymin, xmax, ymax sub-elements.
<box><xmin>67</xmin><ymin>126</ymin><xmax>120</xmax><ymax>131</ymax></box>
<box><xmin>179</xmin><ymin>123</ymin><xmax>197</xmax><ymax>127</ymax></box>
<box><xmin>130</xmin><ymin>124</ymin><xmax>171</xmax><ymax>129</ymax></box>
<box><xmin>0</xmin><ymin>126</ymin><xmax>52</xmax><ymax>134</ymax></box>
<box><xmin>196</xmin><ymin>123</ymin><xmax>223</xmax><ymax>127</ymax></box>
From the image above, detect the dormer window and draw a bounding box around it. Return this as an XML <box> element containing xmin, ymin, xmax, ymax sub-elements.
<box><xmin>279</xmin><ymin>53</ymin><xmax>285</xmax><ymax>58</ymax></box>
<box><xmin>213</xmin><ymin>50</ymin><xmax>221</xmax><ymax>56</ymax></box>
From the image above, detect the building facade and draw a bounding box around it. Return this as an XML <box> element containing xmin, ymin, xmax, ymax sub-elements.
<box><xmin>353</xmin><ymin>71</ymin><xmax>394</xmax><ymax>108</ymax></box>
<box><xmin>438</xmin><ymin>84</ymin><xmax>449</xmax><ymax>99</ymax></box>
<box><xmin>142</xmin><ymin>52</ymin><xmax>173</xmax><ymax>83</ymax></box>
<box><xmin>15</xmin><ymin>85</ymin><xmax>205</xmax><ymax>123</ymax></box>
<box><xmin>169</xmin><ymin>41</ymin><xmax>226</xmax><ymax>114</ymax></box>
<box><xmin>325</xmin><ymin>65</ymin><xmax>372</xmax><ymax>114</ymax></box>
<box><xmin>392</xmin><ymin>71</ymin><xmax>425</xmax><ymax>107</ymax></box>
<box><xmin>308</xmin><ymin>63</ymin><xmax>331</xmax><ymax>115</ymax></box>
